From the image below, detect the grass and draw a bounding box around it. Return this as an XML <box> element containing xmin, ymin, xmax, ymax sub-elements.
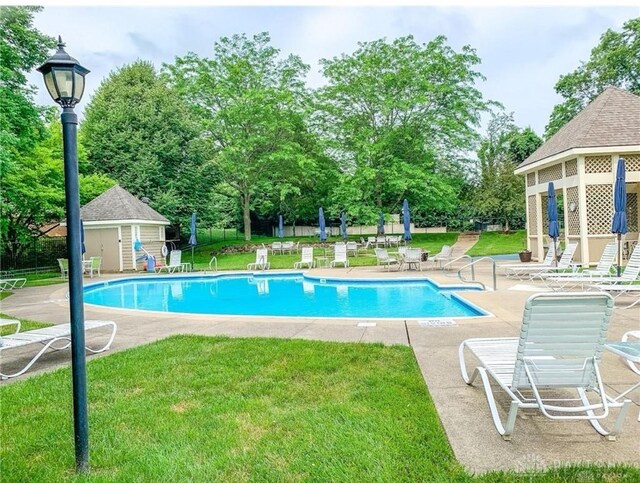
<box><xmin>1</xmin><ymin>336</ymin><xmax>637</xmax><ymax>481</ymax></box>
<box><xmin>1</xmin><ymin>336</ymin><xmax>465</xmax><ymax>481</ymax></box>
<box><xmin>0</xmin><ymin>305</ymin><xmax>53</xmax><ymax>335</ymax></box>
<box><xmin>466</xmin><ymin>230</ymin><xmax>527</xmax><ymax>257</ymax></box>
<box><xmin>189</xmin><ymin>232</ymin><xmax>458</xmax><ymax>271</ymax></box>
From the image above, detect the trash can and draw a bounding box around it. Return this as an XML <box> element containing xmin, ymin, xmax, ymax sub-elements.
<box><xmin>146</xmin><ymin>255</ymin><xmax>156</xmax><ymax>272</ymax></box>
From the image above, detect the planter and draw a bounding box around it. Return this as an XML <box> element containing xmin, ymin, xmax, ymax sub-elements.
<box><xmin>519</xmin><ymin>250</ymin><xmax>532</xmax><ymax>263</ymax></box>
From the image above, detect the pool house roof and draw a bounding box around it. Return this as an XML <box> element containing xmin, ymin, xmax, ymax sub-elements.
<box><xmin>79</xmin><ymin>185</ymin><xmax>169</xmax><ymax>225</ymax></box>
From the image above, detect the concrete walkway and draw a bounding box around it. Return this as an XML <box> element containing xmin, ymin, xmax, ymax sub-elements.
<box><xmin>1</xmin><ymin>266</ymin><xmax>638</xmax><ymax>474</ymax></box>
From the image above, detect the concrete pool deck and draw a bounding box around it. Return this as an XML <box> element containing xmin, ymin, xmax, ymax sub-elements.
<box><xmin>1</xmin><ymin>266</ymin><xmax>638</xmax><ymax>474</ymax></box>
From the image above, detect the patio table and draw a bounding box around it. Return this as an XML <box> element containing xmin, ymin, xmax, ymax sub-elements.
<box><xmin>605</xmin><ymin>341</ymin><xmax>640</xmax><ymax>420</ymax></box>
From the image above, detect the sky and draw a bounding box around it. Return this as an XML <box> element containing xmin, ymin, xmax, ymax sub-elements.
<box><xmin>30</xmin><ymin>5</ymin><xmax>639</xmax><ymax>135</ymax></box>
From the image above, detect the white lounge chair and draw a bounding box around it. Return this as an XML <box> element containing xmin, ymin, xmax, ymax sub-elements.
<box><xmin>271</xmin><ymin>242</ymin><xmax>283</xmax><ymax>254</ymax></box>
<box><xmin>404</xmin><ymin>248</ymin><xmax>422</xmax><ymax>271</ymax></box>
<box><xmin>281</xmin><ymin>241</ymin><xmax>294</xmax><ymax>254</ymax></box>
<box><xmin>158</xmin><ymin>250</ymin><xmax>182</xmax><ymax>273</ymax></box>
<box><xmin>374</xmin><ymin>248</ymin><xmax>399</xmax><ymax>271</ymax></box>
<box><xmin>541</xmin><ymin>242</ymin><xmax>616</xmax><ymax>289</ymax></box>
<box><xmin>620</xmin><ymin>331</ymin><xmax>640</xmax><ymax>375</ymax></box>
<box><xmin>346</xmin><ymin>241</ymin><xmax>358</xmax><ymax>257</ymax></box>
<box><xmin>247</xmin><ymin>248</ymin><xmax>270</xmax><ymax>271</ymax></box>
<box><xmin>294</xmin><ymin>247</ymin><xmax>314</xmax><ymax>269</ymax></box>
<box><xmin>504</xmin><ymin>243</ymin><xmax>578</xmax><ymax>280</ymax></box>
<box><xmin>430</xmin><ymin>245</ymin><xmax>453</xmax><ymax>269</ymax></box>
<box><xmin>0</xmin><ymin>318</ymin><xmax>117</xmax><ymax>379</ymax></box>
<box><xmin>0</xmin><ymin>278</ymin><xmax>27</xmax><ymax>291</ymax></box>
<box><xmin>330</xmin><ymin>244</ymin><xmax>349</xmax><ymax>268</ymax></box>
<box><xmin>583</xmin><ymin>245</ymin><xmax>640</xmax><ymax>299</ymax></box>
<box><xmin>499</xmin><ymin>248</ymin><xmax>554</xmax><ymax>271</ymax></box>
<box><xmin>459</xmin><ymin>292</ymin><xmax>632</xmax><ymax>440</ymax></box>
<box><xmin>57</xmin><ymin>258</ymin><xmax>68</xmax><ymax>279</ymax></box>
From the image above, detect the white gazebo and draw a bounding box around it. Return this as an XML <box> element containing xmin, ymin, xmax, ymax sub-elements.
<box><xmin>515</xmin><ymin>87</ymin><xmax>640</xmax><ymax>264</ymax></box>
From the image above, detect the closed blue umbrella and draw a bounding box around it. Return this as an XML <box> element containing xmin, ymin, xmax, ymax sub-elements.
<box><xmin>80</xmin><ymin>218</ymin><xmax>86</xmax><ymax>255</ymax></box>
<box><xmin>612</xmin><ymin>158</ymin><xmax>627</xmax><ymax>276</ymax></box>
<box><xmin>547</xmin><ymin>183</ymin><xmax>560</xmax><ymax>266</ymax></box>
<box><xmin>319</xmin><ymin>207</ymin><xmax>327</xmax><ymax>241</ymax></box>
<box><xmin>340</xmin><ymin>212</ymin><xmax>347</xmax><ymax>239</ymax></box>
<box><xmin>402</xmin><ymin>199</ymin><xmax>412</xmax><ymax>242</ymax></box>
<box><xmin>278</xmin><ymin>214</ymin><xmax>284</xmax><ymax>239</ymax></box>
<box><xmin>378</xmin><ymin>212</ymin><xmax>385</xmax><ymax>235</ymax></box>
<box><xmin>188</xmin><ymin>212</ymin><xmax>197</xmax><ymax>266</ymax></box>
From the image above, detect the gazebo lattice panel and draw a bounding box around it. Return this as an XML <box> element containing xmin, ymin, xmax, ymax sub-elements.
<box><xmin>565</xmin><ymin>159</ymin><xmax>578</xmax><ymax>177</ymax></box>
<box><xmin>585</xmin><ymin>155</ymin><xmax>612</xmax><ymax>174</ymax></box>
<box><xmin>527</xmin><ymin>172</ymin><xmax>536</xmax><ymax>187</ymax></box>
<box><xmin>586</xmin><ymin>184</ymin><xmax>614</xmax><ymax>234</ymax></box>
<box><xmin>566</xmin><ymin>187</ymin><xmax>580</xmax><ymax>235</ymax></box>
<box><xmin>528</xmin><ymin>195</ymin><xmax>537</xmax><ymax>235</ymax></box>
<box><xmin>538</xmin><ymin>164</ymin><xmax>563</xmax><ymax>184</ymax></box>
<box><xmin>628</xmin><ymin>193</ymin><xmax>639</xmax><ymax>233</ymax></box>
<box><xmin>621</xmin><ymin>154</ymin><xmax>640</xmax><ymax>173</ymax></box>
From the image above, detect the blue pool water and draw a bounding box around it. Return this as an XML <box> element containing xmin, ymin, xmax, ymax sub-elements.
<box><xmin>83</xmin><ymin>274</ymin><xmax>486</xmax><ymax>318</ymax></box>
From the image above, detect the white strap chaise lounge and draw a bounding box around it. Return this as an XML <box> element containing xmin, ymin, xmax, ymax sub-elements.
<box><xmin>0</xmin><ymin>319</ymin><xmax>117</xmax><ymax>379</ymax></box>
<box><xmin>294</xmin><ymin>247</ymin><xmax>314</xmax><ymax>269</ymax></box>
<box><xmin>158</xmin><ymin>250</ymin><xmax>183</xmax><ymax>273</ymax></box>
<box><xmin>541</xmin><ymin>241</ymin><xmax>617</xmax><ymax>289</ymax></box>
<box><xmin>0</xmin><ymin>278</ymin><xmax>27</xmax><ymax>292</ymax></box>
<box><xmin>459</xmin><ymin>292</ymin><xmax>632</xmax><ymax>441</ymax></box>
<box><xmin>430</xmin><ymin>245</ymin><xmax>453</xmax><ymax>269</ymax></box>
<box><xmin>330</xmin><ymin>244</ymin><xmax>349</xmax><ymax>268</ymax></box>
<box><xmin>247</xmin><ymin>248</ymin><xmax>270</xmax><ymax>271</ymax></box>
<box><xmin>503</xmin><ymin>243</ymin><xmax>578</xmax><ymax>280</ymax></box>
<box><xmin>374</xmin><ymin>248</ymin><xmax>399</xmax><ymax>271</ymax></box>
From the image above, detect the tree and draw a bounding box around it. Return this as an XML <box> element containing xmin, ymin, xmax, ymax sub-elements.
<box><xmin>316</xmin><ymin>35</ymin><xmax>488</xmax><ymax>224</ymax></box>
<box><xmin>473</xmin><ymin>112</ymin><xmax>542</xmax><ymax>231</ymax></box>
<box><xmin>0</xmin><ymin>6</ymin><xmax>55</xmax><ymax>165</ymax></box>
<box><xmin>545</xmin><ymin>17</ymin><xmax>640</xmax><ymax>138</ymax></box>
<box><xmin>165</xmin><ymin>32</ymin><xmax>322</xmax><ymax>240</ymax></box>
<box><xmin>81</xmin><ymin>61</ymin><xmax>214</xmax><ymax>230</ymax></box>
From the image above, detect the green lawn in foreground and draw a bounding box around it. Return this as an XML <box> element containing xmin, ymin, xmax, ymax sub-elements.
<box><xmin>466</xmin><ymin>230</ymin><xmax>527</xmax><ymax>257</ymax></box>
<box><xmin>1</xmin><ymin>336</ymin><xmax>637</xmax><ymax>482</ymax></box>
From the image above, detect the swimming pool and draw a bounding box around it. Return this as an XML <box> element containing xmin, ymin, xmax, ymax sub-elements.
<box><xmin>84</xmin><ymin>274</ymin><xmax>487</xmax><ymax>319</ymax></box>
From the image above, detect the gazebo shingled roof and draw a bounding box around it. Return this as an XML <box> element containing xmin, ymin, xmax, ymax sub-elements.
<box><xmin>519</xmin><ymin>87</ymin><xmax>640</xmax><ymax>168</ymax></box>
<box><xmin>80</xmin><ymin>185</ymin><xmax>169</xmax><ymax>223</ymax></box>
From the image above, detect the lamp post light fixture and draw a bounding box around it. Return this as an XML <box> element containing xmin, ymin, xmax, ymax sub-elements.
<box><xmin>37</xmin><ymin>37</ymin><xmax>91</xmax><ymax>474</ymax></box>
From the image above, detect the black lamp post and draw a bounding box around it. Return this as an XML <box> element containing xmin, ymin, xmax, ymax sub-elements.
<box><xmin>37</xmin><ymin>37</ymin><xmax>90</xmax><ymax>473</ymax></box>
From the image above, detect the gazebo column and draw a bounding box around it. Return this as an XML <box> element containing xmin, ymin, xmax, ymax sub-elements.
<box><xmin>576</xmin><ymin>156</ymin><xmax>590</xmax><ymax>265</ymax></box>
<box><xmin>535</xmin><ymin>191</ymin><xmax>544</xmax><ymax>260</ymax></box>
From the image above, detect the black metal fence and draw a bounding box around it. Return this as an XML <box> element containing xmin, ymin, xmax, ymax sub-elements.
<box><xmin>1</xmin><ymin>237</ymin><xmax>67</xmax><ymax>273</ymax></box>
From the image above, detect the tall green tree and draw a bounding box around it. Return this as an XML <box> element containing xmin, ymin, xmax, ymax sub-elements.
<box><xmin>0</xmin><ymin>6</ymin><xmax>55</xmax><ymax>165</ymax></box>
<box><xmin>545</xmin><ymin>17</ymin><xmax>640</xmax><ymax>138</ymax></box>
<box><xmin>316</xmin><ymin>35</ymin><xmax>488</xmax><ymax>224</ymax></box>
<box><xmin>165</xmin><ymin>32</ymin><xmax>323</xmax><ymax>240</ymax></box>
<box><xmin>81</xmin><ymin>61</ymin><xmax>214</xmax><ymax>229</ymax></box>
<box><xmin>473</xmin><ymin>112</ymin><xmax>542</xmax><ymax>231</ymax></box>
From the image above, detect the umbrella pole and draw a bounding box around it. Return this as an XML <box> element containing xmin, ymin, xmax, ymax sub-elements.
<box><xmin>192</xmin><ymin>246</ymin><xmax>194</xmax><ymax>268</ymax></box>
<box><xmin>553</xmin><ymin>238</ymin><xmax>557</xmax><ymax>267</ymax></box>
<box><xmin>617</xmin><ymin>233</ymin><xmax>622</xmax><ymax>277</ymax></box>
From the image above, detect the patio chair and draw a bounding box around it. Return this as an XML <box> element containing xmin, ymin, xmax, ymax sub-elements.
<box><xmin>0</xmin><ymin>318</ymin><xmax>117</xmax><ymax>379</ymax></box>
<box><xmin>620</xmin><ymin>331</ymin><xmax>640</xmax><ymax>376</ymax></box>
<box><xmin>87</xmin><ymin>256</ymin><xmax>102</xmax><ymax>278</ymax></box>
<box><xmin>404</xmin><ymin>248</ymin><xmax>422</xmax><ymax>271</ymax></box>
<box><xmin>504</xmin><ymin>243</ymin><xmax>578</xmax><ymax>280</ymax></box>
<box><xmin>459</xmin><ymin>292</ymin><xmax>632</xmax><ymax>440</ymax></box>
<box><xmin>582</xmin><ymin>245</ymin><xmax>640</xmax><ymax>300</ymax></box>
<box><xmin>498</xmin><ymin>248</ymin><xmax>554</xmax><ymax>271</ymax></box>
<box><xmin>330</xmin><ymin>244</ymin><xmax>349</xmax><ymax>268</ymax></box>
<box><xmin>365</xmin><ymin>236</ymin><xmax>376</xmax><ymax>249</ymax></box>
<box><xmin>158</xmin><ymin>250</ymin><xmax>182</xmax><ymax>273</ymax></box>
<box><xmin>282</xmin><ymin>241</ymin><xmax>294</xmax><ymax>254</ymax></box>
<box><xmin>541</xmin><ymin>242</ymin><xmax>616</xmax><ymax>289</ymax></box>
<box><xmin>374</xmin><ymin>248</ymin><xmax>399</xmax><ymax>271</ymax></box>
<box><xmin>0</xmin><ymin>278</ymin><xmax>27</xmax><ymax>291</ymax></box>
<box><xmin>294</xmin><ymin>247</ymin><xmax>314</xmax><ymax>269</ymax></box>
<box><xmin>430</xmin><ymin>245</ymin><xmax>453</xmax><ymax>269</ymax></box>
<box><xmin>271</xmin><ymin>241</ymin><xmax>283</xmax><ymax>255</ymax></box>
<box><xmin>248</xmin><ymin>248</ymin><xmax>270</xmax><ymax>271</ymax></box>
<box><xmin>57</xmin><ymin>258</ymin><xmax>69</xmax><ymax>279</ymax></box>
<box><xmin>346</xmin><ymin>241</ymin><xmax>358</xmax><ymax>257</ymax></box>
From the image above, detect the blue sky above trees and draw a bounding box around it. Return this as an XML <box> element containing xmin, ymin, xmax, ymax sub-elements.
<box><xmin>31</xmin><ymin>6</ymin><xmax>636</xmax><ymax>134</ymax></box>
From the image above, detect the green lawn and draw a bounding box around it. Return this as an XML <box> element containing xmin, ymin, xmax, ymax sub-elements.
<box><xmin>1</xmin><ymin>336</ymin><xmax>637</xmax><ymax>481</ymax></box>
<box><xmin>466</xmin><ymin>230</ymin><xmax>527</xmax><ymax>257</ymax></box>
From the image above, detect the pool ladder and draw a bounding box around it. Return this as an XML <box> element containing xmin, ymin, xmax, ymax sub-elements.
<box><xmin>442</xmin><ymin>255</ymin><xmax>497</xmax><ymax>291</ymax></box>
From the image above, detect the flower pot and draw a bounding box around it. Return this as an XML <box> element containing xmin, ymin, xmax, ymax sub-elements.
<box><xmin>519</xmin><ymin>250</ymin><xmax>532</xmax><ymax>263</ymax></box>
